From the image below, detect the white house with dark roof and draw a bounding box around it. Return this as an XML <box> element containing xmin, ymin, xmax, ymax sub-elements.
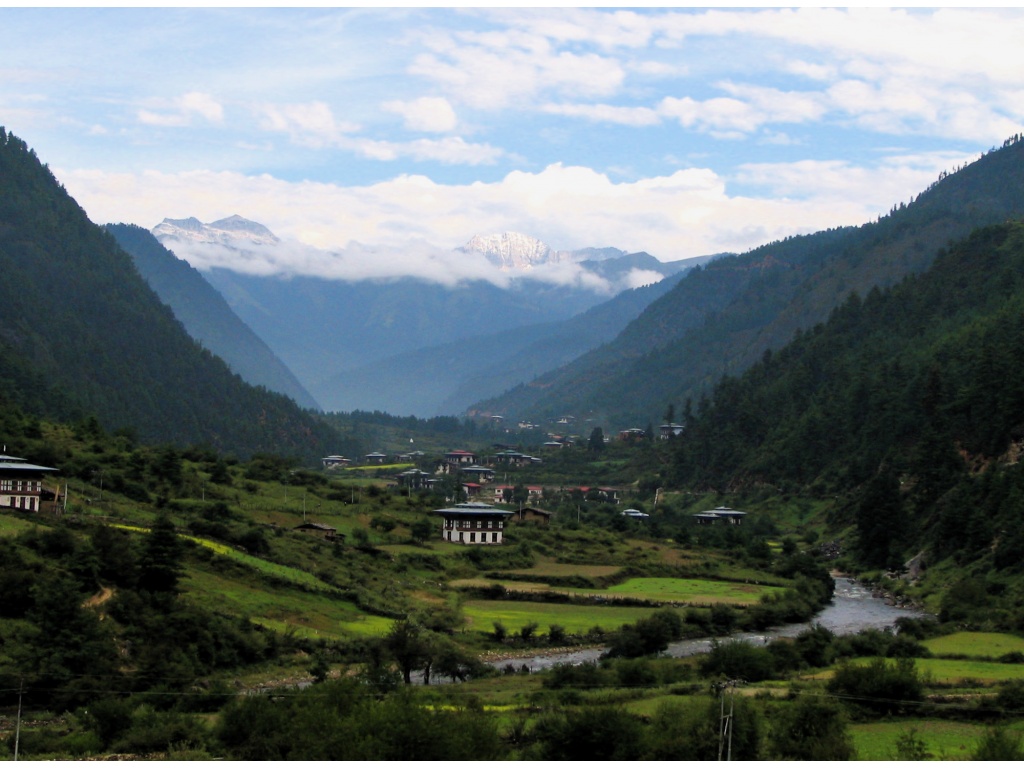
<box><xmin>0</xmin><ymin>454</ymin><xmax>58</xmax><ymax>513</ymax></box>
<box><xmin>433</xmin><ymin>501</ymin><xmax>513</xmax><ymax>545</ymax></box>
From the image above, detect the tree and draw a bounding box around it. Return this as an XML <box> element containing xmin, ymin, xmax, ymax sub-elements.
<box><xmin>384</xmin><ymin>619</ymin><xmax>428</xmax><ymax>685</ymax></box>
<box><xmin>588</xmin><ymin>427</ymin><xmax>605</xmax><ymax>453</ymax></box>
<box><xmin>766</xmin><ymin>695</ymin><xmax>855</xmax><ymax>760</ymax></box>
<box><xmin>138</xmin><ymin>513</ymin><xmax>184</xmax><ymax>596</ymax></box>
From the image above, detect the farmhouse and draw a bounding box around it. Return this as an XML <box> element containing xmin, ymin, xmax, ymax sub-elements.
<box><xmin>433</xmin><ymin>501</ymin><xmax>513</xmax><ymax>545</ymax></box>
<box><xmin>511</xmin><ymin>506</ymin><xmax>554</xmax><ymax>525</ymax></box>
<box><xmin>659</xmin><ymin>422</ymin><xmax>685</xmax><ymax>439</ymax></box>
<box><xmin>396</xmin><ymin>468</ymin><xmax>435</xmax><ymax>490</ymax></box>
<box><xmin>0</xmin><ymin>454</ymin><xmax>58</xmax><ymax>513</ymax></box>
<box><xmin>693</xmin><ymin>506</ymin><xmax>747</xmax><ymax>525</ymax></box>
<box><xmin>321</xmin><ymin>455</ymin><xmax>351</xmax><ymax>469</ymax></box>
<box><xmin>293</xmin><ymin>521</ymin><xmax>340</xmax><ymax>541</ymax></box>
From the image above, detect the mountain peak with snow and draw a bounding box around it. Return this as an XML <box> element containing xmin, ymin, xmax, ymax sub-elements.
<box><xmin>461</xmin><ymin>231</ymin><xmax>560</xmax><ymax>270</ymax></box>
<box><xmin>153</xmin><ymin>215</ymin><xmax>279</xmax><ymax>247</ymax></box>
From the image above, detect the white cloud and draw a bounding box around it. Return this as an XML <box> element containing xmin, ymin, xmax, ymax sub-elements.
<box><xmin>137</xmin><ymin>91</ymin><xmax>224</xmax><ymax>128</ymax></box>
<box><xmin>540</xmin><ymin>102</ymin><xmax>660</xmax><ymax>127</ymax></box>
<box><xmin>255</xmin><ymin>100</ymin><xmax>359</xmax><ymax>147</ymax></box>
<box><xmin>57</xmin><ymin>148</ymin><xmax>963</xmax><ymax>277</ymax></box>
<box><xmin>382</xmin><ymin>96</ymin><xmax>458</xmax><ymax>133</ymax></box>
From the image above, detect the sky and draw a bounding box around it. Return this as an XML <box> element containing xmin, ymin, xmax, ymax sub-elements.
<box><xmin>3</xmin><ymin>6</ymin><xmax>1024</xmax><ymax>283</ymax></box>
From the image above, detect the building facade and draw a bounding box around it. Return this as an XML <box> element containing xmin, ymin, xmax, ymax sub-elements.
<box><xmin>0</xmin><ymin>454</ymin><xmax>58</xmax><ymax>513</ymax></box>
<box><xmin>434</xmin><ymin>501</ymin><xmax>513</xmax><ymax>545</ymax></box>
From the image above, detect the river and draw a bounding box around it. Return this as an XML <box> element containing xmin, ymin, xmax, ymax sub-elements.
<box><xmin>485</xmin><ymin>577</ymin><xmax>931</xmax><ymax>673</ymax></box>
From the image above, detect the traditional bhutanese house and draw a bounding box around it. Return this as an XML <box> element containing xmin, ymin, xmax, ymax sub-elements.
<box><xmin>491</xmin><ymin>485</ymin><xmax>544</xmax><ymax>504</ymax></box>
<box><xmin>511</xmin><ymin>506</ymin><xmax>554</xmax><ymax>525</ymax></box>
<box><xmin>618</xmin><ymin>427</ymin><xmax>647</xmax><ymax>442</ymax></box>
<box><xmin>322</xmin><ymin>455</ymin><xmax>352</xmax><ymax>470</ymax></box>
<box><xmin>460</xmin><ymin>465</ymin><xmax>495</xmax><ymax>484</ymax></box>
<box><xmin>434</xmin><ymin>501</ymin><xmax>513</xmax><ymax>545</ymax></box>
<box><xmin>0</xmin><ymin>454</ymin><xmax>58</xmax><ymax>513</ymax></box>
<box><xmin>396</xmin><ymin>468</ymin><xmax>435</xmax><ymax>490</ymax></box>
<box><xmin>443</xmin><ymin>449</ymin><xmax>477</xmax><ymax>466</ymax></box>
<box><xmin>693</xmin><ymin>506</ymin><xmax>747</xmax><ymax>525</ymax></box>
<box><xmin>622</xmin><ymin>508</ymin><xmax>649</xmax><ymax>519</ymax></box>
<box><xmin>490</xmin><ymin>449</ymin><xmax>534</xmax><ymax>467</ymax></box>
<box><xmin>364</xmin><ymin>452</ymin><xmax>388</xmax><ymax>465</ymax></box>
<box><xmin>293</xmin><ymin>521</ymin><xmax>341</xmax><ymax>541</ymax></box>
<box><xmin>462</xmin><ymin>482</ymin><xmax>483</xmax><ymax>498</ymax></box>
<box><xmin>659</xmin><ymin>422</ymin><xmax>685</xmax><ymax>439</ymax></box>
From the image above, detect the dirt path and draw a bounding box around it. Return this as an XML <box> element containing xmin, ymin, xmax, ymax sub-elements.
<box><xmin>83</xmin><ymin>586</ymin><xmax>114</xmax><ymax>608</ymax></box>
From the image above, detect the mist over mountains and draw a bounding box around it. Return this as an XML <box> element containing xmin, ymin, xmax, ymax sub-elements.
<box><xmin>150</xmin><ymin>217</ymin><xmax>699</xmax><ymax>415</ymax></box>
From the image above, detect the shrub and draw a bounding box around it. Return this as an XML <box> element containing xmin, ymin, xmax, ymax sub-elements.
<box><xmin>827</xmin><ymin>657</ymin><xmax>925</xmax><ymax>716</ymax></box>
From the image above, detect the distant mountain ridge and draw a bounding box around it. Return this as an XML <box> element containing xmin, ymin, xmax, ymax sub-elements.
<box><xmin>473</xmin><ymin>137</ymin><xmax>1024</xmax><ymax>428</ymax></box>
<box><xmin>152</xmin><ymin>218</ymin><xmax>701</xmax><ymax>415</ymax></box>
<box><xmin>0</xmin><ymin>127</ymin><xmax>344</xmax><ymax>459</ymax></box>
<box><xmin>106</xmin><ymin>224</ymin><xmax>320</xmax><ymax>410</ymax></box>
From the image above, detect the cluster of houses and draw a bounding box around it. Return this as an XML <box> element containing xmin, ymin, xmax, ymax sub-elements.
<box><xmin>0</xmin><ymin>439</ymin><xmax>745</xmax><ymax>552</ymax></box>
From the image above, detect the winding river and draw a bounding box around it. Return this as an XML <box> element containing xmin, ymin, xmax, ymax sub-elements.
<box><xmin>485</xmin><ymin>577</ymin><xmax>930</xmax><ymax>673</ymax></box>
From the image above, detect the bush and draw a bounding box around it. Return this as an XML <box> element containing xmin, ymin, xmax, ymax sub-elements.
<box><xmin>827</xmin><ymin>657</ymin><xmax>925</xmax><ymax>716</ymax></box>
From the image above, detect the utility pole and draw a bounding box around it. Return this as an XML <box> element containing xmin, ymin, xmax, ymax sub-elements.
<box><xmin>714</xmin><ymin>678</ymin><xmax>742</xmax><ymax>761</ymax></box>
<box><xmin>14</xmin><ymin>677</ymin><xmax>23</xmax><ymax>761</ymax></box>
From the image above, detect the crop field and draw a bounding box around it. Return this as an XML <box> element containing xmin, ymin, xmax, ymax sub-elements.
<box><xmin>453</xmin><ymin>576</ymin><xmax>783</xmax><ymax>606</ymax></box>
<box><xmin>183</xmin><ymin>567</ymin><xmax>388</xmax><ymax>639</ymax></box>
<box><xmin>605</xmin><ymin>577</ymin><xmax>782</xmax><ymax>604</ymax></box>
<box><xmin>848</xmin><ymin>719</ymin><xmax>1024</xmax><ymax>761</ymax></box>
<box><xmin>923</xmin><ymin>631</ymin><xmax>1024</xmax><ymax>659</ymax></box>
<box><xmin>914</xmin><ymin>657</ymin><xmax>1024</xmax><ymax>684</ymax></box>
<box><xmin>462</xmin><ymin>598</ymin><xmax>680</xmax><ymax>634</ymax></box>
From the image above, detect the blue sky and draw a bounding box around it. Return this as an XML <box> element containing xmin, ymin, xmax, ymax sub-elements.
<box><xmin>3</xmin><ymin>6</ymin><xmax>1023</xmax><ymax>278</ymax></box>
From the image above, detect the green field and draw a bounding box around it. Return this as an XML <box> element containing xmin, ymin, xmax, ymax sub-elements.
<box><xmin>915</xmin><ymin>657</ymin><xmax>1024</xmax><ymax>684</ymax></box>
<box><xmin>849</xmin><ymin>719</ymin><xmax>1024</xmax><ymax>761</ymax></box>
<box><xmin>453</xmin><ymin>576</ymin><xmax>782</xmax><ymax>606</ymax></box>
<box><xmin>605</xmin><ymin>577</ymin><xmax>782</xmax><ymax>605</ymax></box>
<box><xmin>462</xmin><ymin>598</ymin><xmax>679</xmax><ymax>634</ymax></box>
<box><xmin>183</xmin><ymin>567</ymin><xmax>389</xmax><ymax>639</ymax></box>
<box><xmin>0</xmin><ymin>514</ymin><xmax>41</xmax><ymax>537</ymax></box>
<box><xmin>923</xmin><ymin>631</ymin><xmax>1024</xmax><ymax>659</ymax></box>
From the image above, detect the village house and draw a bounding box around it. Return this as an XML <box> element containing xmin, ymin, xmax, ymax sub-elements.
<box><xmin>396</xmin><ymin>468</ymin><xmax>435</xmax><ymax>490</ymax></box>
<box><xmin>442</xmin><ymin>449</ymin><xmax>477</xmax><ymax>466</ymax></box>
<box><xmin>659</xmin><ymin>422</ymin><xmax>685</xmax><ymax>439</ymax></box>
<box><xmin>0</xmin><ymin>453</ymin><xmax>58</xmax><ymax>513</ymax></box>
<box><xmin>693</xmin><ymin>506</ymin><xmax>747</xmax><ymax>525</ymax></box>
<box><xmin>492</xmin><ymin>484</ymin><xmax>544</xmax><ymax>505</ymax></box>
<box><xmin>459</xmin><ymin>465</ymin><xmax>495</xmax><ymax>484</ymax></box>
<box><xmin>618</xmin><ymin>427</ymin><xmax>647</xmax><ymax>442</ymax></box>
<box><xmin>433</xmin><ymin>501</ymin><xmax>513</xmax><ymax>545</ymax></box>
<box><xmin>511</xmin><ymin>506</ymin><xmax>554</xmax><ymax>525</ymax></box>
<box><xmin>293</xmin><ymin>521</ymin><xmax>341</xmax><ymax>541</ymax></box>
<box><xmin>364</xmin><ymin>452</ymin><xmax>388</xmax><ymax>465</ymax></box>
<box><xmin>321</xmin><ymin>455</ymin><xmax>352</xmax><ymax>470</ymax></box>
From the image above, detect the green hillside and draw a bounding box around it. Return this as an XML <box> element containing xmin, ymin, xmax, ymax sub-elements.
<box><xmin>664</xmin><ymin>220</ymin><xmax>1024</xmax><ymax>622</ymax></box>
<box><xmin>106</xmin><ymin>224</ymin><xmax>320</xmax><ymax>411</ymax></box>
<box><xmin>476</xmin><ymin>136</ymin><xmax>1024</xmax><ymax>428</ymax></box>
<box><xmin>0</xmin><ymin>128</ymin><xmax>344</xmax><ymax>461</ymax></box>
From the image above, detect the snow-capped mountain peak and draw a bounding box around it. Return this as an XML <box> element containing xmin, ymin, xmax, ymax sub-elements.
<box><xmin>461</xmin><ymin>231</ymin><xmax>560</xmax><ymax>270</ymax></box>
<box><xmin>153</xmin><ymin>215</ymin><xmax>279</xmax><ymax>247</ymax></box>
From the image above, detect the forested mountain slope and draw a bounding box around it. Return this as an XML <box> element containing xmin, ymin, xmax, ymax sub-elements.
<box><xmin>327</xmin><ymin>268</ymin><xmax>691</xmax><ymax>416</ymax></box>
<box><xmin>107</xmin><ymin>224</ymin><xmax>320</xmax><ymax>411</ymax></box>
<box><xmin>668</xmin><ymin>221</ymin><xmax>1024</xmax><ymax>579</ymax></box>
<box><xmin>476</xmin><ymin>136</ymin><xmax>1024</xmax><ymax>427</ymax></box>
<box><xmin>0</xmin><ymin>128</ymin><xmax>343</xmax><ymax>460</ymax></box>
